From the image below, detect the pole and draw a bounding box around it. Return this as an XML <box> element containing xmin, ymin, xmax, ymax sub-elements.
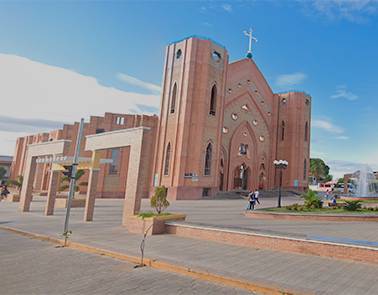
<box><xmin>63</xmin><ymin>118</ymin><xmax>84</xmax><ymax>243</ymax></box>
<box><xmin>278</xmin><ymin>169</ymin><xmax>282</xmax><ymax>208</ymax></box>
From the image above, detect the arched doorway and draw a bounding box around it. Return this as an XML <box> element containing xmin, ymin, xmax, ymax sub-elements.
<box><xmin>233</xmin><ymin>164</ymin><xmax>249</xmax><ymax>190</ymax></box>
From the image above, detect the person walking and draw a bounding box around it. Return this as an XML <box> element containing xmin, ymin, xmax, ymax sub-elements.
<box><xmin>247</xmin><ymin>190</ymin><xmax>256</xmax><ymax>210</ymax></box>
<box><xmin>254</xmin><ymin>189</ymin><xmax>260</xmax><ymax>205</ymax></box>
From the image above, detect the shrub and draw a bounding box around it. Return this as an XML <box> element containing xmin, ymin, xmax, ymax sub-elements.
<box><xmin>7</xmin><ymin>175</ymin><xmax>23</xmax><ymax>192</ymax></box>
<box><xmin>150</xmin><ymin>186</ymin><xmax>170</xmax><ymax>214</ymax></box>
<box><xmin>302</xmin><ymin>189</ymin><xmax>323</xmax><ymax>209</ymax></box>
<box><xmin>344</xmin><ymin>200</ymin><xmax>362</xmax><ymax>211</ymax></box>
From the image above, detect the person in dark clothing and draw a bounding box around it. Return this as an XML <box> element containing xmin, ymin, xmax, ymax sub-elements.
<box><xmin>247</xmin><ymin>191</ymin><xmax>256</xmax><ymax>210</ymax></box>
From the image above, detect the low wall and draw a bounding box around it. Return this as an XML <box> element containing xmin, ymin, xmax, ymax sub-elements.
<box><xmin>246</xmin><ymin>211</ymin><xmax>378</xmax><ymax>222</ymax></box>
<box><xmin>166</xmin><ymin>223</ymin><xmax>378</xmax><ymax>264</ymax></box>
<box><xmin>125</xmin><ymin>214</ymin><xmax>186</xmax><ymax>235</ymax></box>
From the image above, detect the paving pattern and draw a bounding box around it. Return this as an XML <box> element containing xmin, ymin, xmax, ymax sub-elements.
<box><xmin>0</xmin><ymin>230</ymin><xmax>253</xmax><ymax>295</ymax></box>
<box><xmin>141</xmin><ymin>196</ymin><xmax>378</xmax><ymax>246</ymax></box>
<box><xmin>1</xmin><ymin>198</ymin><xmax>378</xmax><ymax>294</ymax></box>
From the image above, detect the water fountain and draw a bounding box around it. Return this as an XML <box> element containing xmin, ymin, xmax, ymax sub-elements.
<box><xmin>342</xmin><ymin>165</ymin><xmax>378</xmax><ymax>200</ymax></box>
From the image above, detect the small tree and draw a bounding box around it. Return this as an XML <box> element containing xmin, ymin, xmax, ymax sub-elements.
<box><xmin>7</xmin><ymin>175</ymin><xmax>23</xmax><ymax>193</ymax></box>
<box><xmin>150</xmin><ymin>186</ymin><xmax>169</xmax><ymax>214</ymax></box>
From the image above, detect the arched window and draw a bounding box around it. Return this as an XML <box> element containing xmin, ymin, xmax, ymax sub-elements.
<box><xmin>164</xmin><ymin>143</ymin><xmax>171</xmax><ymax>176</ymax></box>
<box><xmin>303</xmin><ymin>159</ymin><xmax>307</xmax><ymax>181</ymax></box>
<box><xmin>239</xmin><ymin>144</ymin><xmax>248</xmax><ymax>155</ymax></box>
<box><xmin>304</xmin><ymin>122</ymin><xmax>308</xmax><ymax>141</ymax></box>
<box><xmin>170</xmin><ymin>83</ymin><xmax>177</xmax><ymax>114</ymax></box>
<box><xmin>209</xmin><ymin>85</ymin><xmax>217</xmax><ymax>116</ymax></box>
<box><xmin>204</xmin><ymin>143</ymin><xmax>212</xmax><ymax>175</ymax></box>
<box><xmin>281</xmin><ymin>121</ymin><xmax>285</xmax><ymax>141</ymax></box>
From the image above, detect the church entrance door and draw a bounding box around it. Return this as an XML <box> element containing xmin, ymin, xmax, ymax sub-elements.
<box><xmin>233</xmin><ymin>164</ymin><xmax>249</xmax><ymax>190</ymax></box>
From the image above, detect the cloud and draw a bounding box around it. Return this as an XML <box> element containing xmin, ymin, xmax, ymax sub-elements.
<box><xmin>306</xmin><ymin>0</ymin><xmax>378</xmax><ymax>23</ymax></box>
<box><xmin>312</xmin><ymin>119</ymin><xmax>344</xmax><ymax>134</ymax></box>
<box><xmin>221</xmin><ymin>4</ymin><xmax>233</xmax><ymax>12</ymax></box>
<box><xmin>330</xmin><ymin>85</ymin><xmax>358</xmax><ymax>101</ymax></box>
<box><xmin>276</xmin><ymin>72</ymin><xmax>307</xmax><ymax>87</ymax></box>
<box><xmin>0</xmin><ymin>115</ymin><xmax>65</xmax><ymax>133</ymax></box>
<box><xmin>336</xmin><ymin>135</ymin><xmax>350</xmax><ymax>140</ymax></box>
<box><xmin>0</xmin><ymin>53</ymin><xmax>160</xmax><ymax>155</ymax></box>
<box><xmin>117</xmin><ymin>73</ymin><xmax>161</xmax><ymax>94</ymax></box>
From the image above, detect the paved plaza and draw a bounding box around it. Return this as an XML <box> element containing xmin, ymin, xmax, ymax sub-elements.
<box><xmin>0</xmin><ymin>230</ymin><xmax>252</xmax><ymax>295</ymax></box>
<box><xmin>1</xmin><ymin>197</ymin><xmax>378</xmax><ymax>294</ymax></box>
<box><xmin>146</xmin><ymin>196</ymin><xmax>378</xmax><ymax>247</ymax></box>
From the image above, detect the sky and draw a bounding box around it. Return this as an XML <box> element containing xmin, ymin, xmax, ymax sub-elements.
<box><xmin>0</xmin><ymin>0</ymin><xmax>378</xmax><ymax>178</ymax></box>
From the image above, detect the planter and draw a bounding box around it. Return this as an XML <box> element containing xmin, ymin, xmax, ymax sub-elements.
<box><xmin>55</xmin><ymin>198</ymin><xmax>86</xmax><ymax>208</ymax></box>
<box><xmin>246</xmin><ymin>210</ymin><xmax>378</xmax><ymax>222</ymax></box>
<box><xmin>6</xmin><ymin>194</ymin><xmax>20</xmax><ymax>202</ymax></box>
<box><xmin>125</xmin><ymin>213</ymin><xmax>186</xmax><ymax>235</ymax></box>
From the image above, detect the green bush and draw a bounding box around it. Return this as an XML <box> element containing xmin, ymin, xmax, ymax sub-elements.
<box><xmin>302</xmin><ymin>189</ymin><xmax>323</xmax><ymax>209</ymax></box>
<box><xmin>286</xmin><ymin>203</ymin><xmax>302</xmax><ymax>211</ymax></box>
<box><xmin>344</xmin><ymin>200</ymin><xmax>362</xmax><ymax>211</ymax></box>
<box><xmin>150</xmin><ymin>186</ymin><xmax>170</xmax><ymax>214</ymax></box>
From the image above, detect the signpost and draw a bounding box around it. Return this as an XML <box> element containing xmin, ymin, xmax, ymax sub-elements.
<box><xmin>34</xmin><ymin>120</ymin><xmax>113</xmax><ymax>245</ymax></box>
<box><xmin>63</xmin><ymin>118</ymin><xmax>84</xmax><ymax>245</ymax></box>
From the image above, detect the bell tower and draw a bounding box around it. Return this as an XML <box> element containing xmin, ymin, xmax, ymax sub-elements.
<box><xmin>153</xmin><ymin>36</ymin><xmax>228</xmax><ymax>200</ymax></box>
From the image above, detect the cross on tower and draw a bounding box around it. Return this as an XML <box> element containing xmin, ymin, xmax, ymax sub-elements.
<box><xmin>243</xmin><ymin>28</ymin><xmax>258</xmax><ymax>59</ymax></box>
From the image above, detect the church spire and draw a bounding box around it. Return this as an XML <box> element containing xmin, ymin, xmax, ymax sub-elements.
<box><xmin>243</xmin><ymin>28</ymin><xmax>258</xmax><ymax>59</ymax></box>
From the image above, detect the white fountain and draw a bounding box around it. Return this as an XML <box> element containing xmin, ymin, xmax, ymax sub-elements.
<box><xmin>347</xmin><ymin>165</ymin><xmax>378</xmax><ymax>199</ymax></box>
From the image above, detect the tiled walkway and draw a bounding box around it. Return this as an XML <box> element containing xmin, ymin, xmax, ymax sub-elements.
<box><xmin>1</xmin><ymin>198</ymin><xmax>377</xmax><ymax>294</ymax></box>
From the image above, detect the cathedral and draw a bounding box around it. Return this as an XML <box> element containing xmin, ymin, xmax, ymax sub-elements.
<box><xmin>10</xmin><ymin>36</ymin><xmax>311</xmax><ymax>200</ymax></box>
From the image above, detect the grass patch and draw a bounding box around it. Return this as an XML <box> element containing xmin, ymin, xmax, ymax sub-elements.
<box><xmin>137</xmin><ymin>211</ymin><xmax>172</xmax><ymax>219</ymax></box>
<box><xmin>259</xmin><ymin>207</ymin><xmax>378</xmax><ymax>215</ymax></box>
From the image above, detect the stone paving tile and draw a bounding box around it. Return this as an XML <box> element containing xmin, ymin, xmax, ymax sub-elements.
<box><xmin>0</xmin><ymin>231</ymin><xmax>253</xmax><ymax>295</ymax></box>
<box><xmin>1</xmin><ymin>199</ymin><xmax>378</xmax><ymax>295</ymax></box>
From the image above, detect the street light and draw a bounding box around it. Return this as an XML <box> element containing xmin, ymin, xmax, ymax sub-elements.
<box><xmin>273</xmin><ymin>160</ymin><xmax>288</xmax><ymax>208</ymax></box>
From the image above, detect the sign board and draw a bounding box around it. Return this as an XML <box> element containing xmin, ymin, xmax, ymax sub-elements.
<box><xmin>36</xmin><ymin>156</ymin><xmax>112</xmax><ymax>165</ymax></box>
<box><xmin>293</xmin><ymin>179</ymin><xmax>299</xmax><ymax>187</ymax></box>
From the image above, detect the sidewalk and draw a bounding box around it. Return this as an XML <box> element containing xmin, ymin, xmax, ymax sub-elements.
<box><xmin>1</xmin><ymin>199</ymin><xmax>378</xmax><ymax>295</ymax></box>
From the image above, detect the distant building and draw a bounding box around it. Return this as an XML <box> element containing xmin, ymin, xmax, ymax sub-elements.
<box><xmin>0</xmin><ymin>155</ymin><xmax>13</xmax><ymax>180</ymax></box>
<box><xmin>10</xmin><ymin>36</ymin><xmax>311</xmax><ymax>200</ymax></box>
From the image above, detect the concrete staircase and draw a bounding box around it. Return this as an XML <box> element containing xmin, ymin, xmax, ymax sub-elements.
<box><xmin>213</xmin><ymin>189</ymin><xmax>302</xmax><ymax>200</ymax></box>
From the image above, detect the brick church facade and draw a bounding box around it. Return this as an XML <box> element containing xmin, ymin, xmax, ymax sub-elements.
<box><xmin>10</xmin><ymin>36</ymin><xmax>311</xmax><ymax>200</ymax></box>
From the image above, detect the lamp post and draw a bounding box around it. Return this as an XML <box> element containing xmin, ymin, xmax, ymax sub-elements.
<box><xmin>273</xmin><ymin>160</ymin><xmax>288</xmax><ymax>208</ymax></box>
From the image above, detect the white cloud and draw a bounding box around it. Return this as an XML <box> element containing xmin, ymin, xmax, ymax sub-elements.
<box><xmin>330</xmin><ymin>85</ymin><xmax>358</xmax><ymax>101</ymax></box>
<box><xmin>276</xmin><ymin>72</ymin><xmax>307</xmax><ymax>87</ymax></box>
<box><xmin>117</xmin><ymin>73</ymin><xmax>161</xmax><ymax>94</ymax></box>
<box><xmin>312</xmin><ymin>119</ymin><xmax>344</xmax><ymax>134</ymax></box>
<box><xmin>0</xmin><ymin>53</ymin><xmax>160</xmax><ymax>155</ymax></box>
<box><xmin>222</xmin><ymin>4</ymin><xmax>233</xmax><ymax>12</ymax></box>
<box><xmin>336</xmin><ymin>135</ymin><xmax>350</xmax><ymax>140</ymax></box>
<box><xmin>308</xmin><ymin>0</ymin><xmax>378</xmax><ymax>23</ymax></box>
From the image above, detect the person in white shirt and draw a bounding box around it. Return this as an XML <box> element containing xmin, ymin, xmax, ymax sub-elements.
<box><xmin>254</xmin><ymin>189</ymin><xmax>260</xmax><ymax>205</ymax></box>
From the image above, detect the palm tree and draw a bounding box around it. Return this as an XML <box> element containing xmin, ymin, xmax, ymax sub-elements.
<box><xmin>7</xmin><ymin>175</ymin><xmax>23</xmax><ymax>193</ymax></box>
<box><xmin>59</xmin><ymin>169</ymin><xmax>86</xmax><ymax>192</ymax></box>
